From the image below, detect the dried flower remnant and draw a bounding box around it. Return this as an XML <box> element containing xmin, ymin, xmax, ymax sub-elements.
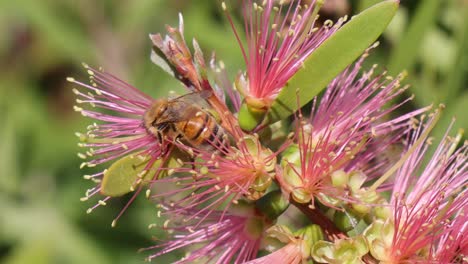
<box><xmin>223</xmin><ymin>0</ymin><xmax>345</xmax><ymax>114</ymax></box>
<box><xmin>149</xmin><ymin>14</ymin><xmax>239</xmax><ymax>133</ymax></box>
<box><xmin>364</xmin><ymin>116</ymin><xmax>468</xmax><ymax>263</ymax></box>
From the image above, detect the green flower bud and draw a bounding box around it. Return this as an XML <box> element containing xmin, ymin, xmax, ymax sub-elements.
<box><xmin>331</xmin><ymin>170</ymin><xmax>349</xmax><ymax>188</ymax></box>
<box><xmin>334</xmin><ymin>210</ymin><xmax>359</xmax><ymax>232</ymax></box>
<box><xmin>238</xmin><ymin>101</ymin><xmax>267</xmax><ymax>131</ymax></box>
<box><xmin>294</xmin><ymin>225</ymin><xmax>324</xmax><ymax>259</ymax></box>
<box><xmin>256</xmin><ymin>190</ymin><xmax>290</xmax><ymax>221</ymax></box>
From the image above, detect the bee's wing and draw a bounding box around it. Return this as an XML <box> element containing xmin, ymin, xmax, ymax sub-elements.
<box><xmin>156</xmin><ymin>91</ymin><xmax>212</xmax><ymax>123</ymax></box>
<box><xmin>171</xmin><ymin>90</ymin><xmax>212</xmax><ymax>109</ymax></box>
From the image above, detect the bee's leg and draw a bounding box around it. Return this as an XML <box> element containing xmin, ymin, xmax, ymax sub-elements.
<box><xmin>190</xmin><ymin>156</ymin><xmax>196</xmax><ymax>171</ymax></box>
<box><xmin>156</xmin><ymin>131</ymin><xmax>164</xmax><ymax>145</ymax></box>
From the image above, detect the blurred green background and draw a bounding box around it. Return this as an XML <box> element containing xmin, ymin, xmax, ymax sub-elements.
<box><xmin>0</xmin><ymin>0</ymin><xmax>466</xmax><ymax>263</ymax></box>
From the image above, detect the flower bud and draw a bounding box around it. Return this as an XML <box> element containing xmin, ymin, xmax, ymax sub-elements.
<box><xmin>333</xmin><ymin>210</ymin><xmax>359</xmax><ymax>232</ymax></box>
<box><xmin>331</xmin><ymin>169</ymin><xmax>349</xmax><ymax>188</ymax></box>
<box><xmin>294</xmin><ymin>225</ymin><xmax>324</xmax><ymax>259</ymax></box>
<box><xmin>256</xmin><ymin>190</ymin><xmax>290</xmax><ymax>221</ymax></box>
<box><xmin>238</xmin><ymin>101</ymin><xmax>267</xmax><ymax>131</ymax></box>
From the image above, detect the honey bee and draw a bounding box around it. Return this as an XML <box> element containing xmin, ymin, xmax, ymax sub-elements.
<box><xmin>143</xmin><ymin>90</ymin><xmax>229</xmax><ymax>152</ymax></box>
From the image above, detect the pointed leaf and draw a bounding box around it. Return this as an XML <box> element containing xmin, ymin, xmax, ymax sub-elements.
<box><xmin>100</xmin><ymin>149</ymin><xmax>189</xmax><ymax>196</ymax></box>
<box><xmin>267</xmin><ymin>0</ymin><xmax>399</xmax><ymax>124</ymax></box>
<box><xmin>101</xmin><ymin>153</ymin><xmax>161</xmax><ymax>197</ymax></box>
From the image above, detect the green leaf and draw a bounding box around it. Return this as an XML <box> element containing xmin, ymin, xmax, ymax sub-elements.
<box><xmin>387</xmin><ymin>0</ymin><xmax>441</xmax><ymax>75</ymax></box>
<box><xmin>267</xmin><ymin>0</ymin><xmax>399</xmax><ymax>124</ymax></box>
<box><xmin>101</xmin><ymin>153</ymin><xmax>162</xmax><ymax>197</ymax></box>
<box><xmin>101</xmin><ymin>149</ymin><xmax>189</xmax><ymax>197</ymax></box>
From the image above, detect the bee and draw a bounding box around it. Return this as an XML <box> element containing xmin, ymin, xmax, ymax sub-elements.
<box><xmin>143</xmin><ymin>90</ymin><xmax>229</xmax><ymax>152</ymax></box>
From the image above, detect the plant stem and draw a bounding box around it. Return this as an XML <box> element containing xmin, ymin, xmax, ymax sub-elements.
<box><xmin>290</xmin><ymin>199</ymin><xmax>346</xmax><ymax>241</ymax></box>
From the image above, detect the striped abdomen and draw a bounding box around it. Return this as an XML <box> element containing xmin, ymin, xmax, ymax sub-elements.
<box><xmin>174</xmin><ymin>112</ymin><xmax>228</xmax><ymax>151</ymax></box>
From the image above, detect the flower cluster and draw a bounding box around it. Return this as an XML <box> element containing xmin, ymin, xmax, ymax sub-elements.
<box><xmin>70</xmin><ymin>0</ymin><xmax>467</xmax><ymax>263</ymax></box>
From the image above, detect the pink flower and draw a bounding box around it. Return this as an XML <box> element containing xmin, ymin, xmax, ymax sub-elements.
<box><xmin>277</xmin><ymin>52</ymin><xmax>427</xmax><ymax>205</ymax></box>
<box><xmin>68</xmin><ymin>65</ymin><xmax>167</xmax><ymax>222</ymax></box>
<box><xmin>223</xmin><ymin>0</ymin><xmax>344</xmax><ymax>108</ymax></box>
<box><xmin>246</xmin><ymin>243</ymin><xmax>303</xmax><ymax>264</ymax></box>
<box><xmin>366</xmin><ymin>116</ymin><xmax>468</xmax><ymax>263</ymax></box>
<box><xmin>149</xmin><ymin>132</ymin><xmax>279</xmax><ymax>224</ymax></box>
<box><xmin>143</xmin><ymin>203</ymin><xmax>267</xmax><ymax>263</ymax></box>
<box><xmin>431</xmin><ymin>210</ymin><xmax>468</xmax><ymax>263</ymax></box>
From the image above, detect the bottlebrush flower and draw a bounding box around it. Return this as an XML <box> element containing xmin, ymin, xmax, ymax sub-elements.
<box><xmin>277</xmin><ymin>51</ymin><xmax>427</xmax><ymax>206</ymax></box>
<box><xmin>68</xmin><ymin>65</ymin><xmax>169</xmax><ymax>221</ymax></box>
<box><xmin>148</xmin><ymin>133</ymin><xmax>280</xmax><ymax>224</ymax></box>
<box><xmin>143</xmin><ymin>202</ymin><xmax>269</xmax><ymax>263</ymax></box>
<box><xmin>223</xmin><ymin>0</ymin><xmax>345</xmax><ymax>110</ymax></box>
<box><xmin>431</xmin><ymin>210</ymin><xmax>468</xmax><ymax>263</ymax></box>
<box><xmin>364</xmin><ymin>116</ymin><xmax>468</xmax><ymax>263</ymax></box>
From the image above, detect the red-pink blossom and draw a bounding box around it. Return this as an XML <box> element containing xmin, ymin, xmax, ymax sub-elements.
<box><xmin>143</xmin><ymin>204</ymin><xmax>267</xmax><ymax>263</ymax></box>
<box><xmin>224</xmin><ymin>0</ymin><xmax>344</xmax><ymax>105</ymax></box>
<box><xmin>384</xmin><ymin>118</ymin><xmax>467</xmax><ymax>262</ymax></box>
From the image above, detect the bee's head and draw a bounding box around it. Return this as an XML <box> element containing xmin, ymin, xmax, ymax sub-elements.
<box><xmin>143</xmin><ymin>99</ymin><xmax>168</xmax><ymax>130</ymax></box>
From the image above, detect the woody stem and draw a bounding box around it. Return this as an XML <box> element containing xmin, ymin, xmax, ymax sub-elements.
<box><xmin>290</xmin><ymin>199</ymin><xmax>347</xmax><ymax>241</ymax></box>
